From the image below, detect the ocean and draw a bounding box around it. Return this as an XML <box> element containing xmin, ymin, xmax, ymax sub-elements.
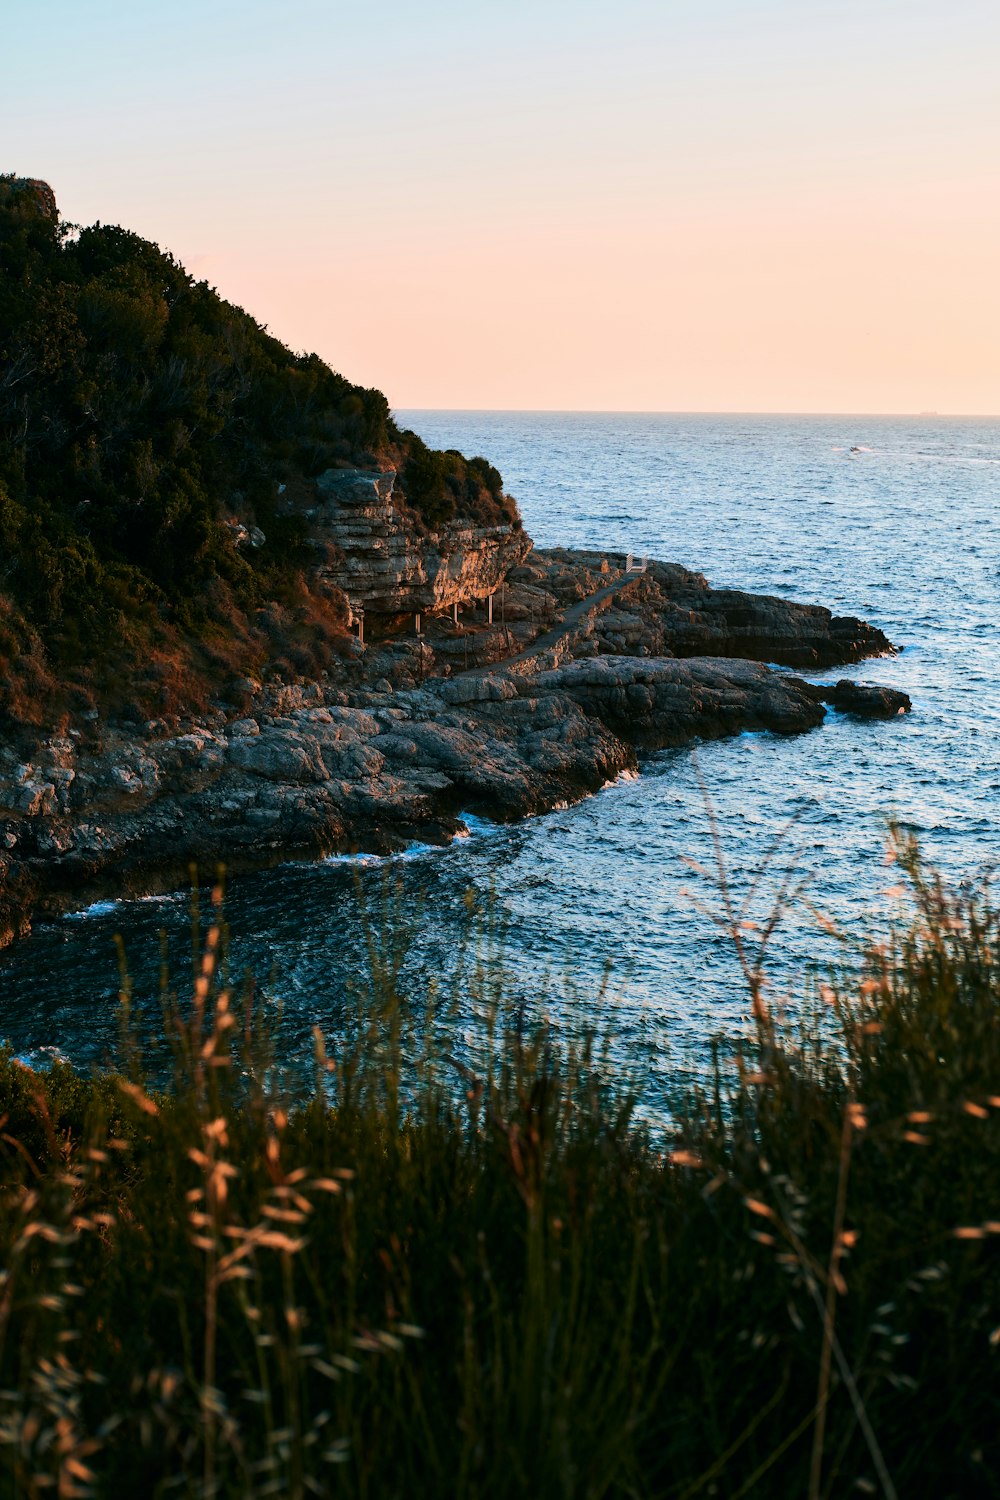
<box><xmin>2</xmin><ymin>413</ymin><xmax>998</xmax><ymax>1105</ymax></box>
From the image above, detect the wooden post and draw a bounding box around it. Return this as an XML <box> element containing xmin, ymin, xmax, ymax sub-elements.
<box><xmin>356</xmin><ymin>607</ymin><xmax>365</xmax><ymax>647</ymax></box>
<box><xmin>453</xmin><ymin>601</ymin><xmax>459</xmax><ymax>625</ymax></box>
<box><xmin>414</xmin><ymin>611</ymin><xmax>421</xmax><ymax>635</ymax></box>
<box><xmin>488</xmin><ymin>593</ymin><xmax>493</xmax><ymax>625</ymax></box>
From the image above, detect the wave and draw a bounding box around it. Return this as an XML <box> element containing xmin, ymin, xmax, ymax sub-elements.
<box><xmin>65</xmin><ymin>899</ymin><xmax>120</xmax><ymax>921</ymax></box>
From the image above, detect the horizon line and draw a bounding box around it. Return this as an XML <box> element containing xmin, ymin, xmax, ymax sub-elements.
<box><xmin>393</xmin><ymin>406</ymin><xmax>1000</xmax><ymax>419</ymax></box>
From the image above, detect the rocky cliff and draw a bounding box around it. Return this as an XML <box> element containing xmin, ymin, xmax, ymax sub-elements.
<box><xmin>0</xmin><ymin>176</ymin><xmax>527</xmax><ymax>727</ymax></box>
<box><xmin>0</xmin><ymin>180</ymin><xmax>911</xmax><ymax>947</ymax></box>
<box><xmin>0</xmin><ymin>176</ymin><xmax>58</xmax><ymax>218</ymax></box>
<box><xmin>0</xmin><ymin>548</ymin><xmax>909</xmax><ymax>948</ymax></box>
<box><xmin>311</xmin><ymin>468</ymin><xmax>530</xmax><ymax>615</ymax></box>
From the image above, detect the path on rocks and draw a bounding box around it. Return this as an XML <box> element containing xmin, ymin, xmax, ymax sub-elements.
<box><xmin>461</xmin><ymin>568</ymin><xmax>642</xmax><ymax>675</ymax></box>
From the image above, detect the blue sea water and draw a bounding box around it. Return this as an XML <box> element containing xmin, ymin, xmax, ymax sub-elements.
<box><xmin>2</xmin><ymin>413</ymin><xmax>998</xmax><ymax>1104</ymax></box>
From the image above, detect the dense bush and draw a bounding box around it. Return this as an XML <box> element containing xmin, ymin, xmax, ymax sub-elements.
<box><xmin>0</xmin><ymin>839</ymin><xmax>997</xmax><ymax>1497</ymax></box>
<box><xmin>0</xmin><ymin>176</ymin><xmax>517</xmax><ymax>722</ymax></box>
<box><xmin>401</xmin><ymin>435</ymin><xmax>516</xmax><ymax>532</ymax></box>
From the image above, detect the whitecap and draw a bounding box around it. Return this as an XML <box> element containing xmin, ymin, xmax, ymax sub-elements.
<box><xmin>65</xmin><ymin>899</ymin><xmax>119</xmax><ymax>921</ymax></box>
<box><xmin>456</xmin><ymin>812</ymin><xmax>500</xmax><ymax>838</ymax></box>
<box><xmin>600</xmin><ymin>767</ymin><xmax>640</xmax><ymax>790</ymax></box>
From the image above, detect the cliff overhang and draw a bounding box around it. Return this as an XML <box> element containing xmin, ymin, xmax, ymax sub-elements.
<box><xmin>310</xmin><ymin>468</ymin><xmax>532</xmax><ymax>616</ymax></box>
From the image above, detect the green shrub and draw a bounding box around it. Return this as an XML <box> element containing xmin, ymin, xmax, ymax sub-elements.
<box><xmin>401</xmin><ymin>435</ymin><xmax>518</xmax><ymax>532</ymax></box>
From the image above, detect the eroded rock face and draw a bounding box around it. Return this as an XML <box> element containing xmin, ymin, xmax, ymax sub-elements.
<box><xmin>311</xmin><ymin>468</ymin><xmax>531</xmax><ymax>614</ymax></box>
<box><xmin>0</xmin><ymin>548</ymin><xmax>908</xmax><ymax>943</ymax></box>
<box><xmin>0</xmin><ymin>177</ymin><xmax>57</xmax><ymax>219</ymax></box>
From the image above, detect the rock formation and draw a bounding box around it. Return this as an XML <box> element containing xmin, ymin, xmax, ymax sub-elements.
<box><xmin>0</xmin><ymin>547</ymin><xmax>910</xmax><ymax>946</ymax></box>
<box><xmin>516</xmin><ymin>550</ymin><xmax>895</xmax><ymax>668</ymax></box>
<box><xmin>0</xmin><ymin>177</ymin><xmax>912</xmax><ymax>949</ymax></box>
<box><xmin>814</xmin><ymin>679</ymin><xmax>911</xmax><ymax>718</ymax></box>
<box><xmin>310</xmin><ymin>469</ymin><xmax>531</xmax><ymax>616</ymax></box>
<box><xmin>0</xmin><ymin>653</ymin><xmax>825</xmax><ymax>941</ymax></box>
<box><xmin>0</xmin><ymin>176</ymin><xmax>57</xmax><ymax>219</ymax></box>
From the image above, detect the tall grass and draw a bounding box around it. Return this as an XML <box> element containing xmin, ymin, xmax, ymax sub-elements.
<box><xmin>0</xmin><ymin>834</ymin><xmax>998</xmax><ymax>1497</ymax></box>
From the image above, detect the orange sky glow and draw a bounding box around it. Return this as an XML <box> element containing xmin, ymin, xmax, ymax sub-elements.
<box><xmin>6</xmin><ymin>0</ymin><xmax>999</xmax><ymax>414</ymax></box>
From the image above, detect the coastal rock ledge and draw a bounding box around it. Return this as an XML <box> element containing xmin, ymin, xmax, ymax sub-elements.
<box><xmin>312</xmin><ymin>468</ymin><xmax>531</xmax><ymax>614</ymax></box>
<box><xmin>0</xmin><ymin>549</ymin><xmax>908</xmax><ymax>946</ymax></box>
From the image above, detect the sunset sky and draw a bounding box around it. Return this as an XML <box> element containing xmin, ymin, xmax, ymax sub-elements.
<box><xmin>6</xmin><ymin>0</ymin><xmax>999</xmax><ymax>413</ymax></box>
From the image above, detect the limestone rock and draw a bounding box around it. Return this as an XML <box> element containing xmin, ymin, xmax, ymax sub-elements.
<box><xmin>311</xmin><ymin>468</ymin><xmax>531</xmax><ymax>614</ymax></box>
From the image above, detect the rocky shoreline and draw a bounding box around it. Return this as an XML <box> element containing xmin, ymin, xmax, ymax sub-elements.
<box><xmin>0</xmin><ymin>549</ymin><xmax>909</xmax><ymax>948</ymax></box>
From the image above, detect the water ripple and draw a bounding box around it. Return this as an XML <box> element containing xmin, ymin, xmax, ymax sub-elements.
<box><xmin>2</xmin><ymin>413</ymin><xmax>998</xmax><ymax>1104</ymax></box>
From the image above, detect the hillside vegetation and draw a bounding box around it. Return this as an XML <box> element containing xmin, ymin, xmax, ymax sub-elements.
<box><xmin>0</xmin><ymin>176</ymin><xmax>516</xmax><ymax>725</ymax></box>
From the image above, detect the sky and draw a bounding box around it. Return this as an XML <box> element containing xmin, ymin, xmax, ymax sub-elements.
<box><xmin>5</xmin><ymin>0</ymin><xmax>999</xmax><ymax>413</ymax></box>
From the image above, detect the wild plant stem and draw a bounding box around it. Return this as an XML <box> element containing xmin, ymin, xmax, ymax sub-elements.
<box><xmin>808</xmin><ymin>1103</ymin><xmax>852</xmax><ymax>1500</ymax></box>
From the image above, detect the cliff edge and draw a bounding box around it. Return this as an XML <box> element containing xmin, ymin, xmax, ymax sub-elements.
<box><xmin>0</xmin><ymin>177</ymin><xmax>527</xmax><ymax>728</ymax></box>
<box><xmin>0</xmin><ymin>182</ymin><xmax>910</xmax><ymax>946</ymax></box>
